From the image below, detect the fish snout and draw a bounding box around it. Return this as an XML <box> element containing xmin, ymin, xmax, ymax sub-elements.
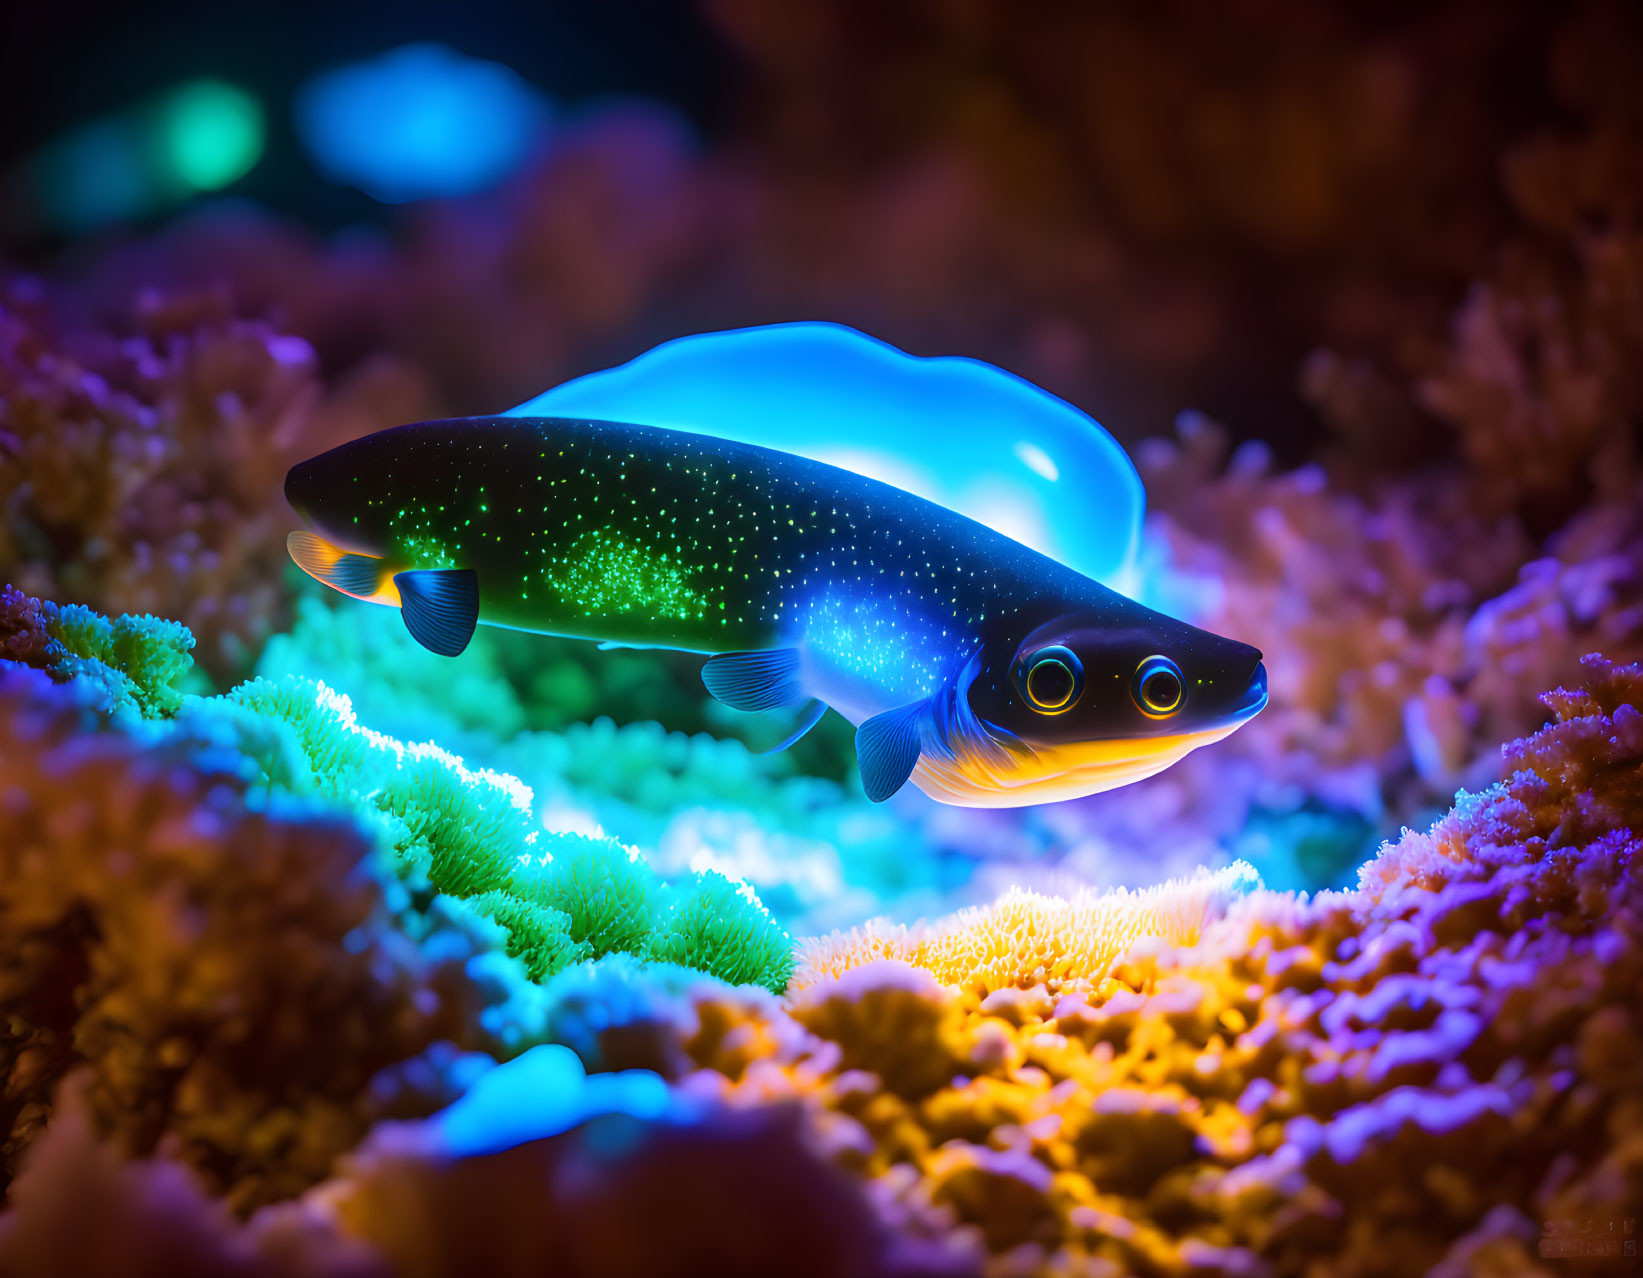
<box><xmin>1233</xmin><ymin>655</ymin><xmax>1268</xmax><ymax>718</ymax></box>
<box><xmin>284</xmin><ymin>458</ymin><xmax>315</xmax><ymax>521</ymax></box>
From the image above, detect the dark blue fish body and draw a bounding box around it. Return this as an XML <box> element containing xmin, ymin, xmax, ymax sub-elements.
<box><xmin>286</xmin><ymin>414</ymin><xmax>1266</xmax><ymax>806</ymax></box>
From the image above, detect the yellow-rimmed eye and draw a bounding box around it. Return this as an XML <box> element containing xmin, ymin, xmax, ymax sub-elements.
<box><xmin>1132</xmin><ymin>655</ymin><xmax>1184</xmax><ymax>717</ymax></box>
<box><xmin>1019</xmin><ymin>646</ymin><xmax>1083</xmax><ymax>713</ymax></box>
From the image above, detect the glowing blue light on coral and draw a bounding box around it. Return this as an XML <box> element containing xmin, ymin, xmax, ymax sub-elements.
<box><xmin>509</xmin><ymin>322</ymin><xmax>1145</xmax><ymax>586</ymax></box>
<box><xmin>434</xmin><ymin>1043</ymin><xmax>678</xmax><ymax>1158</ymax></box>
<box><xmin>295</xmin><ymin>43</ymin><xmax>549</xmax><ymax>203</ymax></box>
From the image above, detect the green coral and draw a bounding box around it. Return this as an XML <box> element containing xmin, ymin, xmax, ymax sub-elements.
<box><xmin>468</xmin><ymin>892</ymin><xmax>592</xmax><ymax>982</ymax></box>
<box><xmin>0</xmin><ymin>587</ymin><xmax>798</xmax><ymax>995</ymax></box>
<box><xmin>0</xmin><ymin>587</ymin><xmax>198</xmax><ymax>720</ymax></box>
<box><xmin>51</xmin><ymin>603</ymin><xmax>196</xmax><ymax>717</ymax></box>
<box><xmin>227</xmin><ymin>675</ymin><xmax>792</xmax><ymax>988</ymax></box>
<box><xmin>648</xmin><ymin>870</ymin><xmax>797</xmax><ymax>991</ymax></box>
<box><xmin>509</xmin><ymin>836</ymin><xmax>664</xmax><ymax>959</ymax></box>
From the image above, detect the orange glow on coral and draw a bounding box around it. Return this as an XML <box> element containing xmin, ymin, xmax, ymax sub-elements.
<box><xmin>792</xmin><ymin>863</ymin><xmax>1258</xmax><ymax>995</ymax></box>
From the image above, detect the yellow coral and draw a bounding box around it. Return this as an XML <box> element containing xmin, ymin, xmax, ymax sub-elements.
<box><xmin>792</xmin><ymin>863</ymin><xmax>1258</xmax><ymax>996</ymax></box>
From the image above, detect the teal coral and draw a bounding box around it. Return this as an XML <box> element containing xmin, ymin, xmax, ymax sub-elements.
<box><xmin>1</xmin><ymin>585</ymin><xmax>797</xmax><ymax>995</ymax></box>
<box><xmin>53</xmin><ymin>603</ymin><xmax>196</xmax><ymax>717</ymax></box>
<box><xmin>0</xmin><ymin>585</ymin><xmax>196</xmax><ymax>719</ymax></box>
<box><xmin>225</xmin><ymin>675</ymin><xmax>794</xmax><ymax>989</ymax></box>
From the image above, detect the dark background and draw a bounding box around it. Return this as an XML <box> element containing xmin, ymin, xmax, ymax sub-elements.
<box><xmin>0</xmin><ymin>1</ymin><xmax>1608</xmax><ymax>459</ymax></box>
<box><xmin>0</xmin><ymin>1</ymin><xmax>741</xmax><ymax>230</ymax></box>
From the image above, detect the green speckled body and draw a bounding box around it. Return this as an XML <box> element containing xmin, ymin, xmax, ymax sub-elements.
<box><xmin>297</xmin><ymin>415</ymin><xmax>1077</xmax><ymax>670</ymax></box>
<box><xmin>286</xmin><ymin>414</ymin><xmax>1269</xmax><ymax>806</ymax></box>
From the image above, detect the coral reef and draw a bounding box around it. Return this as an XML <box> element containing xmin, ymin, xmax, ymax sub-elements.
<box><xmin>2</xmin><ymin>587</ymin><xmax>797</xmax><ymax>995</ymax></box>
<box><xmin>1</xmin><ymin>648</ymin><xmax>1637</xmax><ymax>1274</ymax></box>
<box><xmin>512</xmin><ymin>657</ymin><xmax>1643</xmax><ymax>1275</ymax></box>
<box><xmin>3</xmin><ymin>2</ymin><xmax>1643</xmax><ymax>1271</ymax></box>
<box><xmin>0</xmin><ymin>282</ymin><xmax>430</xmax><ymax>675</ymax></box>
<box><xmin>0</xmin><ymin>660</ymin><xmax>487</xmax><ymax>1212</ymax></box>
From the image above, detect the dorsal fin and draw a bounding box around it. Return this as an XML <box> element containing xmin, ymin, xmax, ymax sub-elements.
<box><xmin>507</xmin><ymin>322</ymin><xmax>1144</xmax><ymax>586</ymax></box>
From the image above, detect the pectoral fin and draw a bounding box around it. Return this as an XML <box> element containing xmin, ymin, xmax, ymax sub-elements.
<box><xmin>394</xmin><ymin>569</ymin><xmax>480</xmax><ymax>657</ymax></box>
<box><xmin>701</xmin><ymin>649</ymin><xmax>804</xmax><ymax>711</ymax></box>
<box><xmin>288</xmin><ymin>531</ymin><xmax>384</xmax><ymax>597</ymax></box>
<box><xmin>855</xmin><ymin>702</ymin><xmax>924</xmax><ymax>802</ymax></box>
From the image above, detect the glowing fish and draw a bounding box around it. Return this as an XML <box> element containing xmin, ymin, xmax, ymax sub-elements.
<box><xmin>285</xmin><ymin>415</ymin><xmax>1266</xmax><ymax>807</ymax></box>
<box><xmin>508</xmin><ymin>323</ymin><xmax>1144</xmax><ymax>587</ymax></box>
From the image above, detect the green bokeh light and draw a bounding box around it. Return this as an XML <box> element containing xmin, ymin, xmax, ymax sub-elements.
<box><xmin>157</xmin><ymin>80</ymin><xmax>265</xmax><ymax>192</ymax></box>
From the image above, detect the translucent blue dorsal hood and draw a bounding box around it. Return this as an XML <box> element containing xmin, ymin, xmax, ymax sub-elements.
<box><xmin>507</xmin><ymin>322</ymin><xmax>1143</xmax><ymax>586</ymax></box>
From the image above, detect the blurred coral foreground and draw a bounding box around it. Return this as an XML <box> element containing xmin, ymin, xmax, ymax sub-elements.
<box><xmin>0</xmin><ymin>586</ymin><xmax>1639</xmax><ymax>1275</ymax></box>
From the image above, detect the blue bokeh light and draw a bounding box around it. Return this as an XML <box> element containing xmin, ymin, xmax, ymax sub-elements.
<box><xmin>295</xmin><ymin>42</ymin><xmax>550</xmax><ymax>203</ymax></box>
<box><xmin>510</xmin><ymin>323</ymin><xmax>1144</xmax><ymax>586</ymax></box>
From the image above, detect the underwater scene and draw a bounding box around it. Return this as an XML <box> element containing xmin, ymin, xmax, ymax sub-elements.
<box><xmin>1</xmin><ymin>3</ymin><xmax>1641</xmax><ymax>1274</ymax></box>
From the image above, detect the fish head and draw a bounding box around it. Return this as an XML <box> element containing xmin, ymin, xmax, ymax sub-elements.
<box><xmin>283</xmin><ymin>430</ymin><xmax>417</xmax><ymax>603</ymax></box>
<box><xmin>284</xmin><ymin>436</ymin><xmax>401</xmax><ymax>556</ymax></box>
<box><xmin>916</xmin><ymin>607</ymin><xmax>1266</xmax><ymax>806</ymax></box>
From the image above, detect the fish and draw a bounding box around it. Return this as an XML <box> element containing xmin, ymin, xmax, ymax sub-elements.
<box><xmin>284</xmin><ymin>414</ymin><xmax>1267</xmax><ymax>807</ymax></box>
<box><xmin>508</xmin><ymin>322</ymin><xmax>1145</xmax><ymax>588</ymax></box>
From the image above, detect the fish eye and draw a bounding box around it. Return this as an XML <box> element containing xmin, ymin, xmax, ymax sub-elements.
<box><xmin>1018</xmin><ymin>645</ymin><xmax>1083</xmax><ymax>714</ymax></box>
<box><xmin>1132</xmin><ymin>655</ymin><xmax>1184</xmax><ymax>718</ymax></box>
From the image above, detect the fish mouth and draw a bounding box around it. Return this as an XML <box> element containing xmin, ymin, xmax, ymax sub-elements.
<box><xmin>283</xmin><ymin>462</ymin><xmax>308</xmax><ymax>520</ymax></box>
<box><xmin>1224</xmin><ymin>660</ymin><xmax>1268</xmax><ymax>723</ymax></box>
<box><xmin>911</xmin><ymin>720</ymin><xmax>1246</xmax><ymax>808</ymax></box>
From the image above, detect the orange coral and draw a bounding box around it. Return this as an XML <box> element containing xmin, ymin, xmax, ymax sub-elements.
<box><xmin>793</xmin><ymin>864</ymin><xmax>1257</xmax><ymax>997</ymax></box>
